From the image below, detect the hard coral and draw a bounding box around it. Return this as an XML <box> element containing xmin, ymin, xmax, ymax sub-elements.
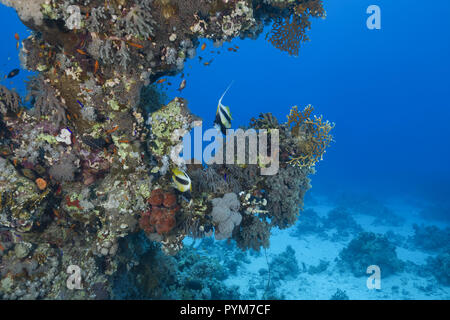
<box><xmin>286</xmin><ymin>105</ymin><xmax>334</xmax><ymax>168</ymax></box>
<box><xmin>338</xmin><ymin>232</ymin><xmax>404</xmax><ymax>277</ymax></box>
<box><xmin>267</xmin><ymin>0</ymin><xmax>325</xmax><ymax>56</ymax></box>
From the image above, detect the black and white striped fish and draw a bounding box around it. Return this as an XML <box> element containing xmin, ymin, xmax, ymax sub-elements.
<box><xmin>214</xmin><ymin>82</ymin><xmax>234</xmax><ymax>135</ymax></box>
<box><xmin>171</xmin><ymin>167</ymin><xmax>192</xmax><ymax>193</ymax></box>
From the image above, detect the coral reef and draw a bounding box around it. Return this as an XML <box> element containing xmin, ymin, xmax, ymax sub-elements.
<box><xmin>285</xmin><ymin>105</ymin><xmax>334</xmax><ymax>168</ymax></box>
<box><xmin>0</xmin><ymin>0</ymin><xmax>332</xmax><ymax>299</ymax></box>
<box><xmin>289</xmin><ymin>208</ymin><xmax>322</xmax><ymax>237</ymax></box>
<box><xmin>323</xmin><ymin>207</ymin><xmax>363</xmax><ymax>239</ymax></box>
<box><xmin>111</xmin><ymin>232</ymin><xmax>240</xmax><ymax>299</ymax></box>
<box><xmin>330</xmin><ymin>288</ymin><xmax>349</xmax><ymax>300</ymax></box>
<box><xmin>266</xmin><ymin>0</ymin><xmax>326</xmax><ymax>56</ymax></box>
<box><xmin>424</xmin><ymin>250</ymin><xmax>450</xmax><ymax>287</ymax></box>
<box><xmin>267</xmin><ymin>245</ymin><xmax>300</xmax><ymax>282</ymax></box>
<box><xmin>307</xmin><ymin>259</ymin><xmax>329</xmax><ymax>275</ymax></box>
<box><xmin>409</xmin><ymin>224</ymin><xmax>450</xmax><ymax>253</ymax></box>
<box><xmin>338</xmin><ymin>232</ymin><xmax>404</xmax><ymax>277</ymax></box>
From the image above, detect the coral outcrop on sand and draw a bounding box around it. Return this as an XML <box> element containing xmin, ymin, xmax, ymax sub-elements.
<box><xmin>0</xmin><ymin>0</ymin><xmax>332</xmax><ymax>299</ymax></box>
<box><xmin>338</xmin><ymin>232</ymin><xmax>404</xmax><ymax>277</ymax></box>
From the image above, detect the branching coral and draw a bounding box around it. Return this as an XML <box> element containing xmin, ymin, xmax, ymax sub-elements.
<box><xmin>266</xmin><ymin>0</ymin><xmax>325</xmax><ymax>56</ymax></box>
<box><xmin>286</xmin><ymin>105</ymin><xmax>334</xmax><ymax>168</ymax></box>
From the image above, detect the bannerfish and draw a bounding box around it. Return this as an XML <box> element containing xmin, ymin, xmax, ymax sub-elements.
<box><xmin>7</xmin><ymin>68</ymin><xmax>20</xmax><ymax>79</ymax></box>
<box><xmin>171</xmin><ymin>167</ymin><xmax>192</xmax><ymax>193</ymax></box>
<box><xmin>214</xmin><ymin>81</ymin><xmax>234</xmax><ymax>135</ymax></box>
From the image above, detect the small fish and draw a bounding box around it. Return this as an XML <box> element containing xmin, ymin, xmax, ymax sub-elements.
<box><xmin>94</xmin><ymin>60</ymin><xmax>99</xmax><ymax>74</ymax></box>
<box><xmin>171</xmin><ymin>167</ymin><xmax>192</xmax><ymax>193</ymax></box>
<box><xmin>128</xmin><ymin>42</ymin><xmax>144</xmax><ymax>49</ymax></box>
<box><xmin>76</xmin><ymin>100</ymin><xmax>84</xmax><ymax>108</ymax></box>
<box><xmin>14</xmin><ymin>33</ymin><xmax>19</xmax><ymax>41</ymax></box>
<box><xmin>228</xmin><ymin>48</ymin><xmax>234</xmax><ymax>52</ymax></box>
<box><xmin>214</xmin><ymin>81</ymin><xmax>234</xmax><ymax>135</ymax></box>
<box><xmin>201</xmin><ymin>43</ymin><xmax>207</xmax><ymax>51</ymax></box>
<box><xmin>53</xmin><ymin>208</ymin><xmax>60</xmax><ymax>219</ymax></box>
<box><xmin>16</xmin><ymin>42</ymin><xmax>19</xmax><ymax>50</ymax></box>
<box><xmin>157</xmin><ymin>78</ymin><xmax>167</xmax><ymax>84</ymax></box>
<box><xmin>7</xmin><ymin>68</ymin><xmax>19</xmax><ymax>78</ymax></box>
<box><xmin>106</xmin><ymin>125</ymin><xmax>119</xmax><ymax>134</ymax></box>
<box><xmin>76</xmin><ymin>49</ymin><xmax>87</xmax><ymax>55</ymax></box>
<box><xmin>177</xmin><ymin>79</ymin><xmax>186</xmax><ymax>92</ymax></box>
<box><xmin>203</xmin><ymin>59</ymin><xmax>214</xmax><ymax>66</ymax></box>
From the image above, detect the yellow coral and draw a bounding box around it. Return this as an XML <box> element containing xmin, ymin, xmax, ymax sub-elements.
<box><xmin>286</xmin><ymin>105</ymin><xmax>334</xmax><ymax>168</ymax></box>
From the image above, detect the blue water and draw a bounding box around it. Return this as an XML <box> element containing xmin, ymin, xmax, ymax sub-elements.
<box><xmin>1</xmin><ymin>0</ymin><xmax>449</xmax><ymax>300</ymax></box>
<box><xmin>167</xmin><ymin>0</ymin><xmax>450</xmax><ymax>204</ymax></box>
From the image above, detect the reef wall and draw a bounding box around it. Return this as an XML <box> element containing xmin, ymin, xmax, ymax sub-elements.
<box><xmin>0</xmin><ymin>0</ymin><xmax>332</xmax><ymax>299</ymax></box>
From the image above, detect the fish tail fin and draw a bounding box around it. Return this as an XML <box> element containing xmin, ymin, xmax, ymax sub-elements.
<box><xmin>219</xmin><ymin>80</ymin><xmax>235</xmax><ymax>104</ymax></box>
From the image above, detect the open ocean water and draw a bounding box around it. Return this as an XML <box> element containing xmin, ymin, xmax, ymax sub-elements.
<box><xmin>0</xmin><ymin>0</ymin><xmax>449</xmax><ymax>300</ymax></box>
